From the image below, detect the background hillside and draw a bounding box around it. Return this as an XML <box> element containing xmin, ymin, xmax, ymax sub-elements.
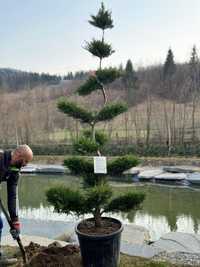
<box><xmin>0</xmin><ymin>68</ymin><xmax>61</xmax><ymax>92</ymax></box>
<box><xmin>1</xmin><ymin>51</ymin><xmax>200</xmax><ymax>155</ymax></box>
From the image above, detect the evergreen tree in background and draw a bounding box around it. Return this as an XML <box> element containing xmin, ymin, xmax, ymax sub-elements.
<box><xmin>189</xmin><ymin>45</ymin><xmax>200</xmax><ymax>144</ymax></box>
<box><xmin>162</xmin><ymin>48</ymin><xmax>176</xmax><ymax>98</ymax></box>
<box><xmin>163</xmin><ymin>48</ymin><xmax>177</xmax><ymax>152</ymax></box>
<box><xmin>122</xmin><ymin>59</ymin><xmax>138</xmax><ymax>105</ymax></box>
<box><xmin>189</xmin><ymin>45</ymin><xmax>200</xmax><ymax>93</ymax></box>
<box><xmin>163</xmin><ymin>48</ymin><xmax>176</xmax><ymax>80</ymax></box>
<box><xmin>47</xmin><ymin>2</ymin><xmax>144</xmax><ymax>228</ymax></box>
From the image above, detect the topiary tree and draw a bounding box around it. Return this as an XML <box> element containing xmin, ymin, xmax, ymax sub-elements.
<box><xmin>46</xmin><ymin>2</ymin><xmax>145</xmax><ymax>229</ymax></box>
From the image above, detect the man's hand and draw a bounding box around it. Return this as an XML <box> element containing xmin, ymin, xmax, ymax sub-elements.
<box><xmin>10</xmin><ymin>221</ymin><xmax>21</xmax><ymax>240</ymax></box>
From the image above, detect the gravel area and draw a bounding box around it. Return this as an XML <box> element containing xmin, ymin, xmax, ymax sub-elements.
<box><xmin>153</xmin><ymin>251</ymin><xmax>200</xmax><ymax>266</ymax></box>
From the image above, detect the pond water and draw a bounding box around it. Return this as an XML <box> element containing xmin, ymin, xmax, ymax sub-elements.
<box><xmin>1</xmin><ymin>174</ymin><xmax>200</xmax><ymax>241</ymax></box>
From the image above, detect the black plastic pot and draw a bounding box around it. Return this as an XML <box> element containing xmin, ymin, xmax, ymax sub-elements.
<box><xmin>75</xmin><ymin>217</ymin><xmax>123</xmax><ymax>267</ymax></box>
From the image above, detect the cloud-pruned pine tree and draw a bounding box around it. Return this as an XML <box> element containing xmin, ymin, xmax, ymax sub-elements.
<box><xmin>46</xmin><ymin>2</ymin><xmax>145</xmax><ymax>229</ymax></box>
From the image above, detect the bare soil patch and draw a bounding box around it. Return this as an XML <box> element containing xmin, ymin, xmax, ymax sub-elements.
<box><xmin>15</xmin><ymin>242</ymin><xmax>81</xmax><ymax>267</ymax></box>
<box><xmin>78</xmin><ymin>217</ymin><xmax>121</xmax><ymax>235</ymax></box>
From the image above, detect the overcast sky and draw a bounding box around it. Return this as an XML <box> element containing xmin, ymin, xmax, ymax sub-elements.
<box><xmin>1</xmin><ymin>0</ymin><xmax>200</xmax><ymax>74</ymax></box>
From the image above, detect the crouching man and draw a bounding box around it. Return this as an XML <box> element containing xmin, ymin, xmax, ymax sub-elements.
<box><xmin>0</xmin><ymin>145</ymin><xmax>33</xmax><ymax>265</ymax></box>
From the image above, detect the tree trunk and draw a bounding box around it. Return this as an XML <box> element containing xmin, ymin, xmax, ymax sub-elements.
<box><xmin>132</xmin><ymin>106</ymin><xmax>140</xmax><ymax>145</ymax></box>
<box><xmin>163</xmin><ymin>101</ymin><xmax>171</xmax><ymax>152</ymax></box>
<box><xmin>180</xmin><ymin>103</ymin><xmax>187</xmax><ymax>145</ymax></box>
<box><xmin>91</xmin><ymin>122</ymin><xmax>95</xmax><ymax>141</ymax></box>
<box><xmin>146</xmin><ymin>92</ymin><xmax>152</xmax><ymax>147</ymax></box>
<box><xmin>171</xmin><ymin>101</ymin><xmax>176</xmax><ymax>146</ymax></box>
<box><xmin>94</xmin><ymin>208</ymin><xmax>101</xmax><ymax>228</ymax></box>
<box><xmin>191</xmin><ymin>95</ymin><xmax>196</xmax><ymax>144</ymax></box>
<box><xmin>124</xmin><ymin>113</ymin><xmax>128</xmax><ymax>144</ymax></box>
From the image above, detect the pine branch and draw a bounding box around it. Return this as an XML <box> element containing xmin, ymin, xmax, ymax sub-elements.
<box><xmin>85</xmin><ymin>184</ymin><xmax>112</xmax><ymax>211</ymax></box>
<box><xmin>77</xmin><ymin>76</ymin><xmax>100</xmax><ymax>95</ymax></box>
<box><xmin>57</xmin><ymin>99</ymin><xmax>94</xmax><ymax>124</ymax></box>
<box><xmin>46</xmin><ymin>186</ymin><xmax>87</xmax><ymax>216</ymax></box>
<box><xmin>73</xmin><ymin>136</ymin><xmax>100</xmax><ymax>155</ymax></box>
<box><xmin>107</xmin><ymin>155</ymin><xmax>140</xmax><ymax>176</ymax></box>
<box><xmin>89</xmin><ymin>2</ymin><xmax>113</xmax><ymax>30</ymax></box>
<box><xmin>84</xmin><ymin>39</ymin><xmax>114</xmax><ymax>59</ymax></box>
<box><xmin>64</xmin><ymin>156</ymin><xmax>94</xmax><ymax>175</ymax></box>
<box><xmin>95</xmin><ymin>103</ymin><xmax>128</xmax><ymax>122</ymax></box>
<box><xmin>96</xmin><ymin>68</ymin><xmax>120</xmax><ymax>84</ymax></box>
<box><xmin>105</xmin><ymin>192</ymin><xmax>145</xmax><ymax>213</ymax></box>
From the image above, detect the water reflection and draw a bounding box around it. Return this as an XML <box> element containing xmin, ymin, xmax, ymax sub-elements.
<box><xmin>1</xmin><ymin>174</ymin><xmax>200</xmax><ymax>240</ymax></box>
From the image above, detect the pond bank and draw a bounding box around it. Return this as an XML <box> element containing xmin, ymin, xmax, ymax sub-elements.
<box><xmin>3</xmin><ymin>217</ymin><xmax>200</xmax><ymax>265</ymax></box>
<box><xmin>33</xmin><ymin>155</ymin><xmax>200</xmax><ymax>166</ymax></box>
<box><xmin>1</xmin><ymin>244</ymin><xmax>183</xmax><ymax>267</ymax></box>
<box><xmin>3</xmin><ymin>233</ymin><xmax>200</xmax><ymax>266</ymax></box>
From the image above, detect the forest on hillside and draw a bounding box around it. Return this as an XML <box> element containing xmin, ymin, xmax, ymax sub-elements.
<box><xmin>0</xmin><ymin>68</ymin><xmax>61</xmax><ymax>92</ymax></box>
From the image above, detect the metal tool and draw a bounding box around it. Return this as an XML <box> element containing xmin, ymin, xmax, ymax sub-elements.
<box><xmin>0</xmin><ymin>198</ymin><xmax>27</xmax><ymax>264</ymax></box>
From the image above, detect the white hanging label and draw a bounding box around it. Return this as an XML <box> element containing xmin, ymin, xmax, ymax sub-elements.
<box><xmin>94</xmin><ymin>156</ymin><xmax>107</xmax><ymax>174</ymax></box>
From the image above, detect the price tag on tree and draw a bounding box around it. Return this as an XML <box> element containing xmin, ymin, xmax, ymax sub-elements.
<box><xmin>94</xmin><ymin>156</ymin><xmax>107</xmax><ymax>174</ymax></box>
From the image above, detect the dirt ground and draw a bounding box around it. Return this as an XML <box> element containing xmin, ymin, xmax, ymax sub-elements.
<box><xmin>11</xmin><ymin>242</ymin><xmax>81</xmax><ymax>267</ymax></box>
<box><xmin>3</xmin><ymin>243</ymin><xmax>194</xmax><ymax>267</ymax></box>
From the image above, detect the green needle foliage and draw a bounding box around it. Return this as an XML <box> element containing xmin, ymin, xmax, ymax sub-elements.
<box><xmin>96</xmin><ymin>103</ymin><xmax>128</xmax><ymax>122</ymax></box>
<box><xmin>77</xmin><ymin>68</ymin><xmax>120</xmax><ymax>96</ymax></box>
<box><xmin>89</xmin><ymin>3</ymin><xmax>113</xmax><ymax>30</ymax></box>
<box><xmin>73</xmin><ymin>130</ymin><xmax>108</xmax><ymax>155</ymax></box>
<box><xmin>83</xmin><ymin>129</ymin><xmax>108</xmax><ymax>146</ymax></box>
<box><xmin>77</xmin><ymin>76</ymin><xmax>100</xmax><ymax>95</ymax></box>
<box><xmin>96</xmin><ymin>68</ymin><xmax>121</xmax><ymax>84</ymax></box>
<box><xmin>85</xmin><ymin>184</ymin><xmax>113</xmax><ymax>212</ymax></box>
<box><xmin>85</xmin><ymin>39</ymin><xmax>115</xmax><ymax>59</ymax></box>
<box><xmin>57</xmin><ymin>99</ymin><xmax>94</xmax><ymax>124</ymax></box>
<box><xmin>64</xmin><ymin>156</ymin><xmax>94</xmax><ymax>175</ymax></box>
<box><xmin>73</xmin><ymin>136</ymin><xmax>100</xmax><ymax>155</ymax></box>
<box><xmin>108</xmin><ymin>155</ymin><xmax>140</xmax><ymax>176</ymax></box>
<box><xmin>46</xmin><ymin>186</ymin><xmax>86</xmax><ymax>215</ymax></box>
<box><xmin>105</xmin><ymin>192</ymin><xmax>145</xmax><ymax>213</ymax></box>
<box><xmin>47</xmin><ymin>2</ymin><xmax>145</xmax><ymax>228</ymax></box>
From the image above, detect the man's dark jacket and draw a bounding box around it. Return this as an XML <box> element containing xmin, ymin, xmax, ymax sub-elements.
<box><xmin>0</xmin><ymin>150</ymin><xmax>19</xmax><ymax>221</ymax></box>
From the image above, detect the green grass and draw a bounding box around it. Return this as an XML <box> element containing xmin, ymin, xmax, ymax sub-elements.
<box><xmin>120</xmin><ymin>254</ymin><xmax>180</xmax><ymax>267</ymax></box>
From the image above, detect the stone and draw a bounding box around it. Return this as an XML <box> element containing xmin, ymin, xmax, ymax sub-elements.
<box><xmin>121</xmin><ymin>242</ymin><xmax>163</xmax><ymax>258</ymax></box>
<box><xmin>163</xmin><ymin>166</ymin><xmax>200</xmax><ymax>173</ymax></box>
<box><xmin>123</xmin><ymin>168</ymin><xmax>140</xmax><ymax>175</ymax></box>
<box><xmin>36</xmin><ymin>164</ymin><xmax>66</xmax><ymax>174</ymax></box>
<box><xmin>120</xmin><ymin>224</ymin><xmax>161</xmax><ymax>258</ymax></box>
<box><xmin>21</xmin><ymin>164</ymin><xmax>67</xmax><ymax>174</ymax></box>
<box><xmin>122</xmin><ymin>224</ymin><xmax>150</xmax><ymax>245</ymax></box>
<box><xmin>154</xmin><ymin>172</ymin><xmax>187</xmax><ymax>181</ymax></box>
<box><xmin>21</xmin><ymin>164</ymin><xmax>37</xmax><ymax>173</ymax></box>
<box><xmin>138</xmin><ymin>169</ymin><xmax>164</xmax><ymax>180</ymax></box>
<box><xmin>55</xmin><ymin>232</ymin><xmax>77</xmax><ymax>243</ymax></box>
<box><xmin>151</xmin><ymin>232</ymin><xmax>200</xmax><ymax>253</ymax></box>
<box><xmin>186</xmin><ymin>172</ymin><xmax>200</xmax><ymax>185</ymax></box>
<box><xmin>48</xmin><ymin>241</ymin><xmax>62</xmax><ymax>248</ymax></box>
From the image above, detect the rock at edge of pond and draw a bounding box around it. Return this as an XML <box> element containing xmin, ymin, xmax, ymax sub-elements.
<box><xmin>122</xmin><ymin>224</ymin><xmax>150</xmax><ymax>245</ymax></box>
<box><xmin>163</xmin><ymin>166</ymin><xmax>200</xmax><ymax>173</ymax></box>
<box><xmin>154</xmin><ymin>172</ymin><xmax>187</xmax><ymax>180</ymax></box>
<box><xmin>151</xmin><ymin>232</ymin><xmax>200</xmax><ymax>253</ymax></box>
<box><xmin>138</xmin><ymin>169</ymin><xmax>164</xmax><ymax>179</ymax></box>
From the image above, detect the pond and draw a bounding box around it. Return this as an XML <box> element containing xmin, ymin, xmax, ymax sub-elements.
<box><xmin>1</xmin><ymin>174</ymin><xmax>200</xmax><ymax>241</ymax></box>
